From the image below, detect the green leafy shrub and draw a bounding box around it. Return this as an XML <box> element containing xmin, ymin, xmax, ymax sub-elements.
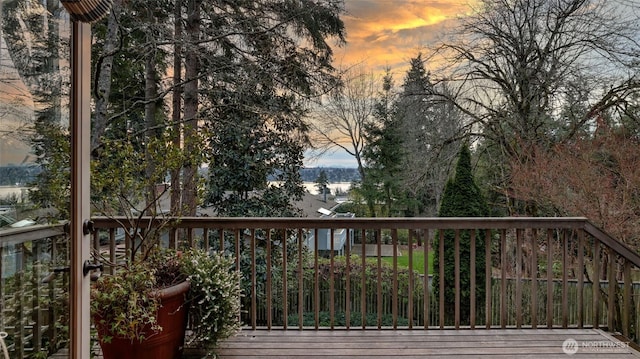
<box><xmin>287</xmin><ymin>255</ymin><xmax>424</xmax><ymax>325</ymax></box>
<box><xmin>91</xmin><ymin>249</ymin><xmax>242</xmax><ymax>351</ymax></box>
<box><xmin>180</xmin><ymin>249</ymin><xmax>242</xmax><ymax>350</ymax></box>
<box><xmin>91</xmin><ymin>263</ymin><xmax>162</xmax><ymax>343</ymax></box>
<box><xmin>288</xmin><ymin>311</ymin><xmax>410</xmax><ymax>327</ymax></box>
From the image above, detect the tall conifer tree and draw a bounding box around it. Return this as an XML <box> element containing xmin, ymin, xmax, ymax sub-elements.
<box><xmin>433</xmin><ymin>144</ymin><xmax>489</xmax><ymax>325</ymax></box>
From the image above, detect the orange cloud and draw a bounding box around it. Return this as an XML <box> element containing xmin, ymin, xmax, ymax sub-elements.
<box><xmin>333</xmin><ymin>0</ymin><xmax>476</xmax><ymax>76</ymax></box>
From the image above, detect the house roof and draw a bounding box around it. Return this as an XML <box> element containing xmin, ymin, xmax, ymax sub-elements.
<box><xmin>294</xmin><ymin>191</ymin><xmax>339</xmax><ymax>218</ymax></box>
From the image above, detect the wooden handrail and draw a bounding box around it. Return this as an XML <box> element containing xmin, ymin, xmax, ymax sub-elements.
<box><xmin>0</xmin><ymin>223</ymin><xmax>66</xmax><ymax>245</ymax></box>
<box><xmin>2</xmin><ymin>217</ymin><xmax>638</xmax><ymax>358</ymax></box>
<box><xmin>92</xmin><ymin>216</ymin><xmax>590</xmax><ymax>229</ymax></box>
<box><xmin>89</xmin><ymin>216</ymin><xmax>640</xmax><ymax>345</ymax></box>
<box><xmin>583</xmin><ymin>220</ymin><xmax>640</xmax><ymax>268</ymax></box>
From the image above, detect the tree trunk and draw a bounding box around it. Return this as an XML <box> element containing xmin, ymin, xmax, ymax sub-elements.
<box><xmin>144</xmin><ymin>39</ymin><xmax>159</xmax><ymax>215</ymax></box>
<box><xmin>182</xmin><ymin>0</ymin><xmax>200</xmax><ymax>216</ymax></box>
<box><xmin>171</xmin><ymin>0</ymin><xmax>183</xmax><ymax>216</ymax></box>
<box><xmin>91</xmin><ymin>0</ymin><xmax>120</xmax><ymax>157</ymax></box>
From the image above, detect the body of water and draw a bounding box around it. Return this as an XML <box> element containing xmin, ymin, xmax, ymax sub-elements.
<box><xmin>0</xmin><ymin>186</ymin><xmax>29</xmax><ymax>201</ymax></box>
<box><xmin>302</xmin><ymin>182</ymin><xmax>352</xmax><ymax>195</ymax></box>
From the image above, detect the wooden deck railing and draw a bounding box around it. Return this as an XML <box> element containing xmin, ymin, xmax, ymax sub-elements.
<box><xmin>2</xmin><ymin>217</ymin><xmax>637</xmax><ymax>358</ymax></box>
<box><xmin>0</xmin><ymin>223</ymin><xmax>69</xmax><ymax>358</ymax></box>
<box><xmin>91</xmin><ymin>216</ymin><xmax>640</xmax><ymax>345</ymax></box>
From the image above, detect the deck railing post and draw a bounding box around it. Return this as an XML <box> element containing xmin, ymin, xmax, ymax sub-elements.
<box><xmin>329</xmin><ymin>228</ymin><xmax>335</xmax><ymax>329</ymax></box>
<box><xmin>500</xmin><ymin>229</ymin><xmax>507</xmax><ymax>329</ymax></box>
<box><xmin>485</xmin><ymin>229</ymin><xmax>492</xmax><ymax>329</ymax></box>
<box><xmin>361</xmin><ymin>229</ymin><xmax>366</xmax><ymax>329</ymax></box>
<box><xmin>392</xmin><ymin>228</ymin><xmax>398</xmax><ymax>329</ymax></box>
<box><xmin>454</xmin><ymin>229</ymin><xmax>460</xmax><ymax>329</ymax></box>
<box><xmin>530</xmin><ymin>228</ymin><xmax>538</xmax><ymax>329</ymax></box>
<box><xmin>424</xmin><ymin>229</ymin><xmax>430</xmax><ymax>330</ymax></box>
<box><xmin>376</xmin><ymin>229</ymin><xmax>382</xmax><ymax>329</ymax></box>
<box><xmin>562</xmin><ymin>230</ymin><xmax>568</xmax><ymax>328</ymax></box>
<box><xmin>407</xmin><ymin>230</ymin><xmax>414</xmax><ymax>329</ymax></box>
<box><xmin>314</xmin><ymin>228</ymin><xmax>319</xmax><ymax>329</ymax></box>
<box><xmin>546</xmin><ymin>229</ymin><xmax>553</xmax><ymax>328</ymax></box>
<box><xmin>470</xmin><ymin>230</ymin><xmax>476</xmax><ymax>329</ymax></box>
<box><xmin>266</xmin><ymin>229</ymin><xmax>272</xmax><ymax>329</ymax></box>
<box><xmin>250</xmin><ymin>229</ymin><xmax>257</xmax><ymax>330</ymax></box>
<box><xmin>622</xmin><ymin>259</ymin><xmax>631</xmax><ymax>338</ymax></box>
<box><xmin>32</xmin><ymin>240</ymin><xmax>42</xmax><ymax>354</ymax></box>
<box><xmin>516</xmin><ymin>229</ymin><xmax>523</xmax><ymax>328</ymax></box>
<box><xmin>577</xmin><ymin>229</ymin><xmax>584</xmax><ymax>328</ymax></box>
<box><xmin>438</xmin><ymin>230</ymin><xmax>445</xmax><ymax>329</ymax></box>
<box><xmin>607</xmin><ymin>248</ymin><xmax>615</xmax><ymax>331</ymax></box>
<box><xmin>593</xmin><ymin>239</ymin><xmax>601</xmax><ymax>329</ymax></box>
<box><xmin>345</xmin><ymin>229</ymin><xmax>351</xmax><ymax>330</ymax></box>
<box><xmin>282</xmin><ymin>229</ymin><xmax>288</xmax><ymax>330</ymax></box>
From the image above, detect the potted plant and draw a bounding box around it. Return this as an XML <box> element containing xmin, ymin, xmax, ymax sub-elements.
<box><xmin>91</xmin><ymin>248</ymin><xmax>242</xmax><ymax>359</ymax></box>
<box><xmin>90</xmin><ymin>138</ymin><xmax>242</xmax><ymax>358</ymax></box>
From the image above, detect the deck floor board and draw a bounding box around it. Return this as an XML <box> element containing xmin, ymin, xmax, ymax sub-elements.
<box><xmin>215</xmin><ymin>329</ymin><xmax>640</xmax><ymax>358</ymax></box>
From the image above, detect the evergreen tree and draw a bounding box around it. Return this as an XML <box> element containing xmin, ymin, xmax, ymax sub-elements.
<box><xmin>202</xmin><ymin>0</ymin><xmax>345</xmax><ymax>217</ymax></box>
<box><xmin>87</xmin><ymin>0</ymin><xmax>345</xmax><ymax>218</ymax></box>
<box><xmin>433</xmin><ymin>144</ymin><xmax>489</xmax><ymax>325</ymax></box>
<box><xmin>395</xmin><ymin>54</ymin><xmax>462</xmax><ymax>216</ymax></box>
<box><xmin>315</xmin><ymin>170</ymin><xmax>329</xmax><ymax>197</ymax></box>
<box><xmin>362</xmin><ymin>69</ymin><xmax>404</xmax><ymax>217</ymax></box>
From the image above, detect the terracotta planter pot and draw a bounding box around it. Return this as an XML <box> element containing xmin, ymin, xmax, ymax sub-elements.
<box><xmin>95</xmin><ymin>280</ymin><xmax>190</xmax><ymax>359</ymax></box>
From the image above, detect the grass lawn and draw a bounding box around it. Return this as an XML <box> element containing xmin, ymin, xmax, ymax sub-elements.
<box><xmin>381</xmin><ymin>249</ymin><xmax>434</xmax><ymax>275</ymax></box>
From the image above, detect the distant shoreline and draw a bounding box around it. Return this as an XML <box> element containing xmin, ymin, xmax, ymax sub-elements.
<box><xmin>0</xmin><ymin>186</ymin><xmax>29</xmax><ymax>201</ymax></box>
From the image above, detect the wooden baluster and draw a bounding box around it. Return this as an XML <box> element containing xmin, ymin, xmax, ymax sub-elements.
<box><xmin>424</xmin><ymin>229</ymin><xmax>430</xmax><ymax>329</ymax></box>
<box><xmin>607</xmin><ymin>248</ymin><xmax>615</xmax><ymax>332</ymax></box>
<box><xmin>314</xmin><ymin>228</ymin><xmax>319</xmax><ymax>329</ymax></box>
<box><xmin>546</xmin><ymin>229</ymin><xmax>553</xmax><ymax>328</ymax></box>
<box><xmin>377</xmin><ymin>229</ymin><xmax>382</xmax><ymax>329</ymax></box>
<box><xmin>500</xmin><ymin>229</ymin><xmax>507</xmax><ymax>329</ymax></box>
<box><xmin>531</xmin><ymin>228</ymin><xmax>538</xmax><ymax>329</ymax></box>
<box><xmin>577</xmin><ymin>229</ymin><xmax>584</xmax><ymax>328</ymax></box>
<box><xmin>470</xmin><ymin>230</ymin><xmax>476</xmax><ymax>329</ymax></box>
<box><xmin>266</xmin><ymin>229</ymin><xmax>272</xmax><ymax>329</ymax></box>
<box><xmin>32</xmin><ymin>240</ymin><xmax>42</xmax><ymax>355</ymax></box>
<box><xmin>361</xmin><ymin>229</ymin><xmax>366</xmax><ymax>329</ymax></box>
<box><xmin>297</xmin><ymin>228</ymin><xmax>304</xmax><ymax>330</ymax></box>
<box><xmin>408</xmin><ymin>229</ymin><xmax>414</xmax><ymax>329</ymax></box>
<box><xmin>392</xmin><ymin>228</ymin><xmax>398</xmax><ymax>329</ymax></box>
<box><xmin>203</xmin><ymin>228</ymin><xmax>209</xmax><ymax>251</ymax></box>
<box><xmin>282</xmin><ymin>229</ymin><xmax>288</xmax><ymax>330</ymax></box>
<box><xmin>345</xmin><ymin>228</ymin><xmax>351</xmax><ymax>330</ymax></box>
<box><xmin>562</xmin><ymin>230</ymin><xmax>569</xmax><ymax>328</ymax></box>
<box><xmin>485</xmin><ymin>229</ymin><xmax>492</xmax><ymax>329</ymax></box>
<box><xmin>439</xmin><ymin>229</ymin><xmax>445</xmax><ymax>329</ymax></box>
<box><xmin>516</xmin><ymin>228</ymin><xmax>522</xmax><ymax>329</ymax></box>
<box><xmin>109</xmin><ymin>228</ymin><xmax>116</xmax><ymax>274</ymax></box>
<box><xmin>187</xmin><ymin>227</ymin><xmax>194</xmax><ymax>248</ymax></box>
<box><xmin>250</xmin><ymin>229</ymin><xmax>257</xmax><ymax>330</ymax></box>
<box><xmin>622</xmin><ymin>259</ymin><xmax>631</xmax><ymax>338</ymax></box>
<box><xmin>593</xmin><ymin>239</ymin><xmax>600</xmax><ymax>329</ymax></box>
<box><xmin>330</xmin><ymin>228</ymin><xmax>335</xmax><ymax>329</ymax></box>
<box><xmin>16</xmin><ymin>243</ymin><xmax>24</xmax><ymax>358</ymax></box>
<box><xmin>454</xmin><ymin>229</ymin><xmax>460</xmax><ymax>329</ymax></box>
<box><xmin>218</xmin><ymin>228</ymin><xmax>224</xmax><ymax>252</ymax></box>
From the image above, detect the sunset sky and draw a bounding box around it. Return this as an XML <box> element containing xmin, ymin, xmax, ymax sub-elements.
<box><xmin>306</xmin><ymin>0</ymin><xmax>476</xmax><ymax>167</ymax></box>
<box><xmin>333</xmin><ymin>0</ymin><xmax>475</xmax><ymax>75</ymax></box>
<box><xmin>0</xmin><ymin>0</ymin><xmax>477</xmax><ymax>168</ymax></box>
